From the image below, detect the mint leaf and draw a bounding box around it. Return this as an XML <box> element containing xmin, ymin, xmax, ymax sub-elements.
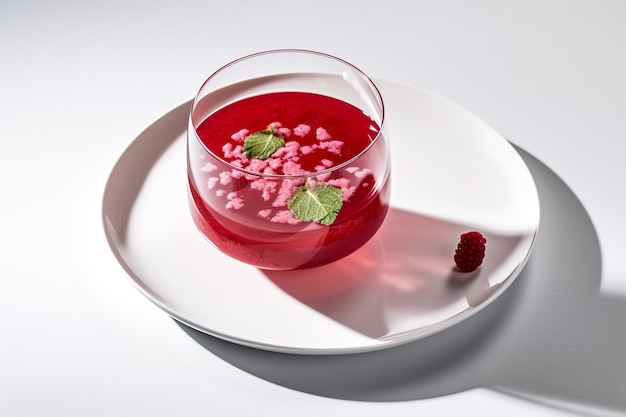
<box><xmin>242</xmin><ymin>126</ymin><xmax>285</xmax><ymax>160</ymax></box>
<box><xmin>288</xmin><ymin>184</ymin><xmax>344</xmax><ymax>225</ymax></box>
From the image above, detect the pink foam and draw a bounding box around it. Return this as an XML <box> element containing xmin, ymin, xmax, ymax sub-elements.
<box><xmin>248</xmin><ymin>159</ymin><xmax>268</xmax><ymax>173</ymax></box>
<box><xmin>207</xmin><ymin>177</ymin><xmax>219</xmax><ymax>189</ymax></box>
<box><xmin>258</xmin><ymin>209</ymin><xmax>272</xmax><ymax>218</ymax></box>
<box><xmin>277</xmin><ymin>127</ymin><xmax>291</xmax><ymax>138</ymax></box>
<box><xmin>316</xmin><ymin>127</ymin><xmax>332</xmax><ymax>141</ymax></box>
<box><xmin>273</xmin><ymin>179</ymin><xmax>302</xmax><ymax>207</ymax></box>
<box><xmin>219</xmin><ymin>171</ymin><xmax>232</xmax><ymax>185</ymax></box>
<box><xmin>272</xmin><ymin>147</ymin><xmax>287</xmax><ymax>159</ymax></box>
<box><xmin>294</xmin><ymin>124</ymin><xmax>311</xmax><ymax>137</ymax></box>
<box><xmin>327</xmin><ymin>177</ymin><xmax>356</xmax><ymax>201</ymax></box>
<box><xmin>283</xmin><ymin>140</ymin><xmax>301</xmax><ymax>155</ymax></box>
<box><xmin>250</xmin><ymin>179</ymin><xmax>266</xmax><ymax>191</ymax></box>
<box><xmin>267</xmin><ymin>157</ymin><xmax>283</xmax><ymax>171</ymax></box>
<box><xmin>315</xmin><ymin>172</ymin><xmax>331</xmax><ymax>182</ymax></box>
<box><xmin>201</xmin><ymin>162</ymin><xmax>217</xmax><ymax>173</ymax></box>
<box><xmin>353</xmin><ymin>168</ymin><xmax>372</xmax><ymax>179</ymax></box>
<box><xmin>225</xmin><ymin>192</ymin><xmax>244</xmax><ymax>210</ymax></box>
<box><xmin>222</xmin><ymin>142</ymin><xmax>234</xmax><ymax>158</ymax></box>
<box><xmin>251</xmin><ymin>178</ymin><xmax>278</xmax><ymax>201</ymax></box>
<box><xmin>282</xmin><ymin>160</ymin><xmax>306</xmax><ymax>175</ymax></box>
<box><xmin>318</xmin><ymin>140</ymin><xmax>343</xmax><ymax>154</ymax></box>
<box><xmin>231</xmin><ymin>129</ymin><xmax>249</xmax><ymax>142</ymax></box>
<box><xmin>231</xmin><ymin>145</ymin><xmax>248</xmax><ymax>163</ymax></box>
<box><xmin>270</xmin><ymin>210</ymin><xmax>301</xmax><ymax>225</ymax></box>
<box><xmin>261</xmin><ymin>181</ymin><xmax>278</xmax><ymax>201</ymax></box>
<box><xmin>231</xmin><ymin>169</ymin><xmax>245</xmax><ymax>179</ymax></box>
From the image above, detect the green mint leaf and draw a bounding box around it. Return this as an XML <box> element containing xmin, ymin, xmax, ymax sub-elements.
<box><xmin>288</xmin><ymin>184</ymin><xmax>344</xmax><ymax>225</ymax></box>
<box><xmin>242</xmin><ymin>126</ymin><xmax>285</xmax><ymax>160</ymax></box>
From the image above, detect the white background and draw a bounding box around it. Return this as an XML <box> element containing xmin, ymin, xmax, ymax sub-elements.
<box><xmin>1</xmin><ymin>1</ymin><xmax>625</xmax><ymax>416</ymax></box>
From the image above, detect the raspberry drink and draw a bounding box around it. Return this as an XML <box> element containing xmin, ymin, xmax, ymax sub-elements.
<box><xmin>187</xmin><ymin>50</ymin><xmax>390</xmax><ymax>270</ymax></box>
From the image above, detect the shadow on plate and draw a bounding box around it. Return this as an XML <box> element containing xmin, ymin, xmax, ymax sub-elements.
<box><xmin>261</xmin><ymin>207</ymin><xmax>524</xmax><ymax>341</ymax></box>
<box><xmin>177</xmin><ymin>147</ymin><xmax>626</xmax><ymax>415</ymax></box>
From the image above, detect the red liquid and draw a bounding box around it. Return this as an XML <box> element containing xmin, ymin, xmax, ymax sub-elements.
<box><xmin>188</xmin><ymin>92</ymin><xmax>390</xmax><ymax>269</ymax></box>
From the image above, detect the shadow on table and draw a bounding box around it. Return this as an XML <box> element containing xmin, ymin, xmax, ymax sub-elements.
<box><xmin>101</xmin><ymin>97</ymin><xmax>624</xmax><ymax>415</ymax></box>
<box><xmin>177</xmin><ymin>147</ymin><xmax>626</xmax><ymax>416</ymax></box>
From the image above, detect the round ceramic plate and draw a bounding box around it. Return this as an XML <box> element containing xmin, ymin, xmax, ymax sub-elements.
<box><xmin>103</xmin><ymin>79</ymin><xmax>540</xmax><ymax>354</ymax></box>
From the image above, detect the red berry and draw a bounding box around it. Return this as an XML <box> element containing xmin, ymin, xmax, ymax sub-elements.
<box><xmin>454</xmin><ymin>231</ymin><xmax>486</xmax><ymax>272</ymax></box>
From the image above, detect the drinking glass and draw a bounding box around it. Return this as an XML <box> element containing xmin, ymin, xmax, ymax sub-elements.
<box><xmin>187</xmin><ymin>49</ymin><xmax>390</xmax><ymax>270</ymax></box>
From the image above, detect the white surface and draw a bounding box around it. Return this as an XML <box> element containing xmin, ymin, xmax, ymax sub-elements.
<box><xmin>103</xmin><ymin>80</ymin><xmax>539</xmax><ymax>354</ymax></box>
<box><xmin>1</xmin><ymin>1</ymin><xmax>625</xmax><ymax>416</ymax></box>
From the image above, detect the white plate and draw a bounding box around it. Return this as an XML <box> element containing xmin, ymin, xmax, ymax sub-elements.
<box><xmin>103</xmin><ymin>79</ymin><xmax>540</xmax><ymax>354</ymax></box>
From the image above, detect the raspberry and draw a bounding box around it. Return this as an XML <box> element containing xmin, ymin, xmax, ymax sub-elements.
<box><xmin>454</xmin><ymin>231</ymin><xmax>486</xmax><ymax>272</ymax></box>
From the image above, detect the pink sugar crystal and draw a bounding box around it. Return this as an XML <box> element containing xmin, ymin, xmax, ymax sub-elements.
<box><xmin>277</xmin><ymin>127</ymin><xmax>291</xmax><ymax>137</ymax></box>
<box><xmin>353</xmin><ymin>168</ymin><xmax>372</xmax><ymax>179</ymax></box>
<box><xmin>201</xmin><ymin>162</ymin><xmax>217</xmax><ymax>172</ymax></box>
<box><xmin>294</xmin><ymin>124</ymin><xmax>311</xmax><ymax>137</ymax></box>
<box><xmin>274</xmin><ymin>141</ymin><xmax>300</xmax><ymax>161</ymax></box>
<box><xmin>273</xmin><ymin>180</ymin><xmax>302</xmax><ymax>207</ymax></box>
<box><xmin>315</xmin><ymin>172</ymin><xmax>331</xmax><ymax>182</ymax></box>
<box><xmin>222</xmin><ymin>143</ymin><xmax>234</xmax><ymax>158</ymax></box>
<box><xmin>248</xmin><ymin>159</ymin><xmax>268</xmax><ymax>173</ymax></box>
<box><xmin>250</xmin><ymin>179</ymin><xmax>266</xmax><ymax>191</ymax></box>
<box><xmin>271</xmin><ymin>210</ymin><xmax>301</xmax><ymax>225</ymax></box>
<box><xmin>267</xmin><ymin>157</ymin><xmax>283</xmax><ymax>170</ymax></box>
<box><xmin>258</xmin><ymin>209</ymin><xmax>272</xmax><ymax>218</ymax></box>
<box><xmin>231</xmin><ymin>169</ymin><xmax>245</xmax><ymax>179</ymax></box>
<box><xmin>327</xmin><ymin>177</ymin><xmax>350</xmax><ymax>189</ymax></box>
<box><xmin>207</xmin><ymin>177</ymin><xmax>219</xmax><ymax>189</ymax></box>
<box><xmin>313</xmin><ymin>159</ymin><xmax>334</xmax><ymax>172</ymax></box>
<box><xmin>344</xmin><ymin>186</ymin><xmax>357</xmax><ymax>200</ymax></box>
<box><xmin>231</xmin><ymin>129</ymin><xmax>249</xmax><ymax>142</ymax></box>
<box><xmin>318</xmin><ymin>140</ymin><xmax>343</xmax><ymax>154</ymax></box>
<box><xmin>284</xmin><ymin>140</ymin><xmax>300</xmax><ymax>153</ymax></box>
<box><xmin>316</xmin><ymin>127</ymin><xmax>332</xmax><ymax>141</ymax></box>
<box><xmin>282</xmin><ymin>160</ymin><xmax>307</xmax><ymax>175</ymax></box>
<box><xmin>261</xmin><ymin>181</ymin><xmax>277</xmax><ymax>201</ymax></box>
<box><xmin>219</xmin><ymin>171</ymin><xmax>232</xmax><ymax>185</ymax></box>
<box><xmin>251</xmin><ymin>178</ymin><xmax>277</xmax><ymax>201</ymax></box>
<box><xmin>327</xmin><ymin>177</ymin><xmax>356</xmax><ymax>201</ymax></box>
<box><xmin>225</xmin><ymin>192</ymin><xmax>244</xmax><ymax>210</ymax></box>
<box><xmin>272</xmin><ymin>147</ymin><xmax>287</xmax><ymax>159</ymax></box>
<box><xmin>231</xmin><ymin>145</ymin><xmax>248</xmax><ymax>163</ymax></box>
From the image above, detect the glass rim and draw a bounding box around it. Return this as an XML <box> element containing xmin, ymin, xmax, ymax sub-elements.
<box><xmin>189</xmin><ymin>48</ymin><xmax>386</xmax><ymax>180</ymax></box>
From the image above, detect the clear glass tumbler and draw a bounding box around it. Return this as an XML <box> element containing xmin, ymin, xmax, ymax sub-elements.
<box><xmin>187</xmin><ymin>49</ymin><xmax>390</xmax><ymax>270</ymax></box>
